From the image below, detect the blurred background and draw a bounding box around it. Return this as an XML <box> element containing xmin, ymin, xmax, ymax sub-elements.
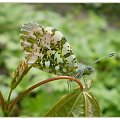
<box><xmin>0</xmin><ymin>3</ymin><xmax>120</xmax><ymax>117</ymax></box>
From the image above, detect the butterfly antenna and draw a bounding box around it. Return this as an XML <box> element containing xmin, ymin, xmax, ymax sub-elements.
<box><xmin>91</xmin><ymin>52</ymin><xmax>116</xmax><ymax>65</ymax></box>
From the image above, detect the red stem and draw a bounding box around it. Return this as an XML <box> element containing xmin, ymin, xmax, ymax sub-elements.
<box><xmin>0</xmin><ymin>91</ymin><xmax>6</xmax><ymax>112</ymax></box>
<box><xmin>8</xmin><ymin>76</ymin><xmax>83</xmax><ymax>111</ymax></box>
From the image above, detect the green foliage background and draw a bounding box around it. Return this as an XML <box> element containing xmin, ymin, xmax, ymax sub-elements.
<box><xmin>0</xmin><ymin>3</ymin><xmax>120</xmax><ymax>117</ymax></box>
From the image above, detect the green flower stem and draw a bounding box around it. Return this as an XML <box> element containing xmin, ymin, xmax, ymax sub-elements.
<box><xmin>7</xmin><ymin>89</ymin><xmax>12</xmax><ymax>106</ymax></box>
<box><xmin>6</xmin><ymin>62</ymin><xmax>35</xmax><ymax>114</ymax></box>
<box><xmin>0</xmin><ymin>91</ymin><xmax>5</xmax><ymax>113</ymax></box>
<box><xmin>8</xmin><ymin>76</ymin><xmax>83</xmax><ymax>111</ymax></box>
<box><xmin>6</xmin><ymin>65</ymin><xmax>32</xmax><ymax>110</ymax></box>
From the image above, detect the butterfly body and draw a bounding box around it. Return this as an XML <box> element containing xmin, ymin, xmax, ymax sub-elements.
<box><xmin>20</xmin><ymin>22</ymin><xmax>94</xmax><ymax>78</ymax></box>
<box><xmin>75</xmin><ymin>64</ymin><xmax>94</xmax><ymax>78</ymax></box>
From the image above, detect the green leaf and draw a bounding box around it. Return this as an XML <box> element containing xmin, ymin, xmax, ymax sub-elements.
<box><xmin>45</xmin><ymin>87</ymin><xmax>101</xmax><ymax>117</ymax></box>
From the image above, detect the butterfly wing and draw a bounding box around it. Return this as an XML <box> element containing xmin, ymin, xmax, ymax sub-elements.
<box><xmin>20</xmin><ymin>22</ymin><xmax>79</xmax><ymax>76</ymax></box>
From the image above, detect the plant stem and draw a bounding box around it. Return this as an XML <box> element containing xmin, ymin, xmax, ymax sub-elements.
<box><xmin>0</xmin><ymin>91</ymin><xmax>6</xmax><ymax>112</ymax></box>
<box><xmin>8</xmin><ymin>76</ymin><xmax>83</xmax><ymax>111</ymax></box>
<box><xmin>7</xmin><ymin>89</ymin><xmax>13</xmax><ymax>108</ymax></box>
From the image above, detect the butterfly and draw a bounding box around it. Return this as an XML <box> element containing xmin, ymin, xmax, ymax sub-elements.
<box><xmin>20</xmin><ymin>22</ymin><xmax>94</xmax><ymax>78</ymax></box>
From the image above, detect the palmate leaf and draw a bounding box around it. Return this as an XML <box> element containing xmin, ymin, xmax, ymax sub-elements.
<box><xmin>45</xmin><ymin>87</ymin><xmax>101</xmax><ymax>117</ymax></box>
